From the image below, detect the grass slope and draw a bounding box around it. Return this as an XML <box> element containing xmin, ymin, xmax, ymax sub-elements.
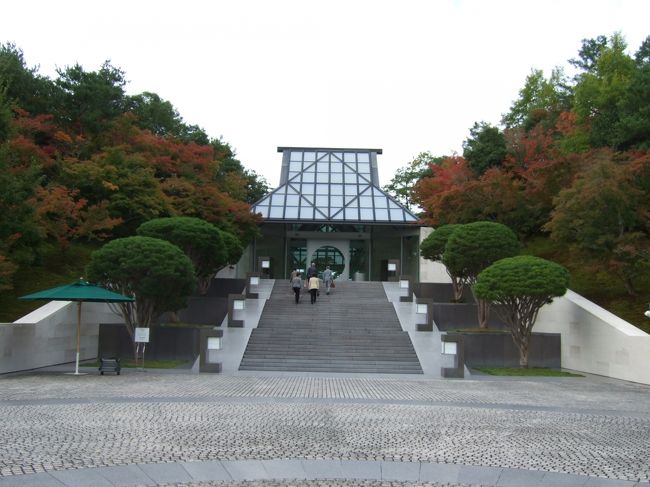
<box><xmin>523</xmin><ymin>236</ymin><xmax>650</xmax><ymax>334</ymax></box>
<box><xmin>0</xmin><ymin>243</ymin><xmax>98</xmax><ymax>323</ymax></box>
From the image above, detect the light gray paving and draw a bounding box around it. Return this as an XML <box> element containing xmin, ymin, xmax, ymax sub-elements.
<box><xmin>0</xmin><ymin>373</ymin><xmax>649</xmax><ymax>486</ymax></box>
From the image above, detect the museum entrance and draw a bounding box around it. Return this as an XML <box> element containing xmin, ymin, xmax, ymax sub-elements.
<box><xmin>310</xmin><ymin>245</ymin><xmax>345</xmax><ymax>278</ymax></box>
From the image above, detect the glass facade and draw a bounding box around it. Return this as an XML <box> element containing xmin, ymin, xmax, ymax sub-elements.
<box><xmin>249</xmin><ymin>148</ymin><xmax>421</xmax><ymax>281</ymax></box>
<box><xmin>252</xmin><ymin>149</ymin><xmax>418</xmax><ymax>224</ymax></box>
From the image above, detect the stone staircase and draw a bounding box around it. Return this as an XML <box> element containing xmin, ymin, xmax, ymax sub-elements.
<box><xmin>239</xmin><ymin>281</ymin><xmax>423</xmax><ymax>374</ymax></box>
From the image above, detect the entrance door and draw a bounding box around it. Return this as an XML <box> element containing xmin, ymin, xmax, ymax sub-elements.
<box><xmin>310</xmin><ymin>246</ymin><xmax>345</xmax><ymax>279</ymax></box>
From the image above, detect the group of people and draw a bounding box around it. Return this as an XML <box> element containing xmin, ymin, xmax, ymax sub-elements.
<box><xmin>290</xmin><ymin>262</ymin><xmax>335</xmax><ymax>304</ymax></box>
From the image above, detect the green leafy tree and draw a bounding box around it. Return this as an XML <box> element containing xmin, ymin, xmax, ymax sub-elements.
<box><xmin>573</xmin><ymin>33</ymin><xmax>637</xmax><ymax>148</ymax></box>
<box><xmin>86</xmin><ymin>236</ymin><xmax>196</xmax><ymax>357</ymax></box>
<box><xmin>475</xmin><ymin>256</ymin><xmax>569</xmax><ymax>367</ymax></box>
<box><xmin>613</xmin><ymin>37</ymin><xmax>650</xmax><ymax>150</ymax></box>
<box><xmin>462</xmin><ymin>122</ymin><xmax>507</xmax><ymax>175</ymax></box>
<box><xmin>137</xmin><ymin>217</ymin><xmax>227</xmax><ymax>294</ymax></box>
<box><xmin>0</xmin><ymin>43</ymin><xmax>58</xmax><ymax>115</ymax></box>
<box><xmin>126</xmin><ymin>91</ymin><xmax>183</xmax><ymax>137</ymax></box>
<box><xmin>443</xmin><ymin>221</ymin><xmax>521</xmax><ymax>328</ymax></box>
<box><xmin>55</xmin><ymin>61</ymin><xmax>127</xmax><ymax>138</ymax></box>
<box><xmin>383</xmin><ymin>152</ymin><xmax>438</xmax><ymax>210</ymax></box>
<box><xmin>420</xmin><ymin>224</ymin><xmax>464</xmax><ymax>301</ymax></box>
<box><xmin>502</xmin><ymin>68</ymin><xmax>572</xmax><ymax>131</ymax></box>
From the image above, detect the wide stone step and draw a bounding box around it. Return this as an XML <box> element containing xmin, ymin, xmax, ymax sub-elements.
<box><xmin>239</xmin><ymin>280</ymin><xmax>422</xmax><ymax>374</ymax></box>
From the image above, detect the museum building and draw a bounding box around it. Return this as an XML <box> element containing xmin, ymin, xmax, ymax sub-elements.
<box><xmin>244</xmin><ymin>147</ymin><xmax>423</xmax><ymax>281</ymax></box>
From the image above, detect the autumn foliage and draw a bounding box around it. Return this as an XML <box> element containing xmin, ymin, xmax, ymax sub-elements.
<box><xmin>0</xmin><ymin>44</ymin><xmax>263</xmax><ymax>289</ymax></box>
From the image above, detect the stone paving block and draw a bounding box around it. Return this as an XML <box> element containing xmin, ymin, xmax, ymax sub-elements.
<box><xmin>458</xmin><ymin>465</ymin><xmax>502</xmax><ymax>485</ymax></box>
<box><xmin>539</xmin><ymin>471</ymin><xmax>589</xmax><ymax>486</ymax></box>
<box><xmin>137</xmin><ymin>462</ymin><xmax>192</xmax><ymax>484</ymax></box>
<box><xmin>261</xmin><ymin>460</ymin><xmax>306</xmax><ymax>479</ymax></box>
<box><xmin>182</xmin><ymin>461</ymin><xmax>231</xmax><ymax>481</ymax></box>
<box><xmin>96</xmin><ymin>465</ymin><xmax>153</xmax><ymax>487</ymax></box>
<box><xmin>381</xmin><ymin>461</ymin><xmax>419</xmax><ymax>481</ymax></box>
<box><xmin>340</xmin><ymin>460</ymin><xmax>381</xmax><ymax>480</ymax></box>
<box><xmin>49</xmin><ymin>469</ymin><xmax>114</xmax><ymax>487</ymax></box>
<box><xmin>301</xmin><ymin>460</ymin><xmax>343</xmax><ymax>479</ymax></box>
<box><xmin>585</xmin><ymin>478</ymin><xmax>639</xmax><ymax>486</ymax></box>
<box><xmin>221</xmin><ymin>460</ymin><xmax>268</xmax><ymax>480</ymax></box>
<box><xmin>419</xmin><ymin>462</ymin><xmax>462</xmax><ymax>483</ymax></box>
<box><xmin>0</xmin><ymin>473</ymin><xmax>64</xmax><ymax>487</ymax></box>
<box><xmin>497</xmin><ymin>468</ymin><xmax>546</xmax><ymax>486</ymax></box>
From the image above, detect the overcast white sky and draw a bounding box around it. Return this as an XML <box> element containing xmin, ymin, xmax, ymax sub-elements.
<box><xmin>2</xmin><ymin>1</ymin><xmax>649</xmax><ymax>186</ymax></box>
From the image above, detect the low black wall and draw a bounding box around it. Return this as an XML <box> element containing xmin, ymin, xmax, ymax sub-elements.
<box><xmin>432</xmin><ymin>304</ymin><xmax>509</xmax><ymax>331</ymax></box>
<box><xmin>100</xmin><ymin>278</ymin><xmax>246</xmax><ymax>360</ymax></box>
<box><xmin>98</xmin><ymin>324</ymin><xmax>201</xmax><ymax>360</ymax></box>
<box><xmin>450</xmin><ymin>331</ymin><xmax>561</xmax><ymax>368</ymax></box>
<box><xmin>413</xmin><ymin>282</ymin><xmax>476</xmax><ymax>304</ymax></box>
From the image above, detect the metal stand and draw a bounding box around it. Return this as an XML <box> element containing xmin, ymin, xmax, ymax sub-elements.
<box><xmin>135</xmin><ymin>342</ymin><xmax>146</xmax><ymax>371</ymax></box>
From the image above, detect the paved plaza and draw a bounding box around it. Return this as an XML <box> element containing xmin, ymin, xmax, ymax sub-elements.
<box><xmin>0</xmin><ymin>371</ymin><xmax>649</xmax><ymax>486</ymax></box>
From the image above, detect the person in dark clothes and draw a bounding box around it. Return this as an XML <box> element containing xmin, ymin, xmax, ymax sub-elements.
<box><xmin>291</xmin><ymin>272</ymin><xmax>302</xmax><ymax>304</ymax></box>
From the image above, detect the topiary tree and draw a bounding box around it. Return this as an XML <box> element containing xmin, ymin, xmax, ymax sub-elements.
<box><xmin>475</xmin><ymin>256</ymin><xmax>570</xmax><ymax>367</ymax></box>
<box><xmin>420</xmin><ymin>224</ymin><xmax>465</xmax><ymax>301</ymax></box>
<box><xmin>137</xmin><ymin>216</ymin><xmax>227</xmax><ymax>294</ymax></box>
<box><xmin>443</xmin><ymin>221</ymin><xmax>521</xmax><ymax>328</ymax></box>
<box><xmin>86</xmin><ymin>236</ymin><xmax>196</xmax><ymax>358</ymax></box>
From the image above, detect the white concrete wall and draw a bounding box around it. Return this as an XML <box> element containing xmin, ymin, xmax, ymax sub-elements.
<box><xmin>1</xmin><ymin>301</ymin><xmax>123</xmax><ymax>374</ymax></box>
<box><xmin>417</xmin><ymin>246</ymin><xmax>650</xmax><ymax>384</ymax></box>
<box><xmin>535</xmin><ymin>290</ymin><xmax>650</xmax><ymax>385</ymax></box>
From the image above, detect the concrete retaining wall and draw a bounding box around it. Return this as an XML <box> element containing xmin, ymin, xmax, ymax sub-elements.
<box><xmin>1</xmin><ymin>301</ymin><xmax>121</xmax><ymax>374</ymax></box>
<box><xmin>419</xmin><ymin>261</ymin><xmax>650</xmax><ymax>384</ymax></box>
<box><xmin>535</xmin><ymin>290</ymin><xmax>650</xmax><ymax>385</ymax></box>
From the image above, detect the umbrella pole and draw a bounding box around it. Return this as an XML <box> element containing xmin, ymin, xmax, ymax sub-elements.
<box><xmin>75</xmin><ymin>301</ymin><xmax>81</xmax><ymax>375</ymax></box>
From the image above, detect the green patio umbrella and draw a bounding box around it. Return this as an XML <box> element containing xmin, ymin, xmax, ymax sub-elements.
<box><xmin>20</xmin><ymin>278</ymin><xmax>134</xmax><ymax>375</ymax></box>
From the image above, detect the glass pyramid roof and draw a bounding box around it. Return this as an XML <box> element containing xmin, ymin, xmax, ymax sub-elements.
<box><xmin>251</xmin><ymin>148</ymin><xmax>419</xmax><ymax>224</ymax></box>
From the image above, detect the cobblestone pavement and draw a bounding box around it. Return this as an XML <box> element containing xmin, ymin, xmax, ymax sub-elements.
<box><xmin>164</xmin><ymin>481</ymin><xmax>477</xmax><ymax>486</ymax></box>
<box><xmin>0</xmin><ymin>373</ymin><xmax>649</xmax><ymax>485</ymax></box>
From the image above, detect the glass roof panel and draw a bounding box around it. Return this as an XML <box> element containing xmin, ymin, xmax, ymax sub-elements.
<box><xmin>256</xmin><ymin>149</ymin><xmax>418</xmax><ymax>224</ymax></box>
<box><xmin>390</xmin><ymin>209</ymin><xmax>404</xmax><ymax>221</ymax></box>
<box><xmin>375</xmin><ymin>208</ymin><xmax>389</xmax><ymax>220</ymax></box>
<box><xmin>360</xmin><ymin>208</ymin><xmax>374</xmax><ymax>219</ymax></box>
<box><xmin>345</xmin><ymin>208</ymin><xmax>358</xmax><ymax>219</ymax></box>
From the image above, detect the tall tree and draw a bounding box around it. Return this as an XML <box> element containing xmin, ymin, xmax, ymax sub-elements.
<box><xmin>383</xmin><ymin>151</ymin><xmax>438</xmax><ymax>210</ymax></box>
<box><xmin>462</xmin><ymin>122</ymin><xmax>507</xmax><ymax>175</ymax></box>
<box><xmin>502</xmin><ymin>68</ymin><xmax>572</xmax><ymax>131</ymax></box>
<box><xmin>55</xmin><ymin>61</ymin><xmax>127</xmax><ymax>139</ymax></box>
<box><xmin>573</xmin><ymin>33</ymin><xmax>636</xmax><ymax>148</ymax></box>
